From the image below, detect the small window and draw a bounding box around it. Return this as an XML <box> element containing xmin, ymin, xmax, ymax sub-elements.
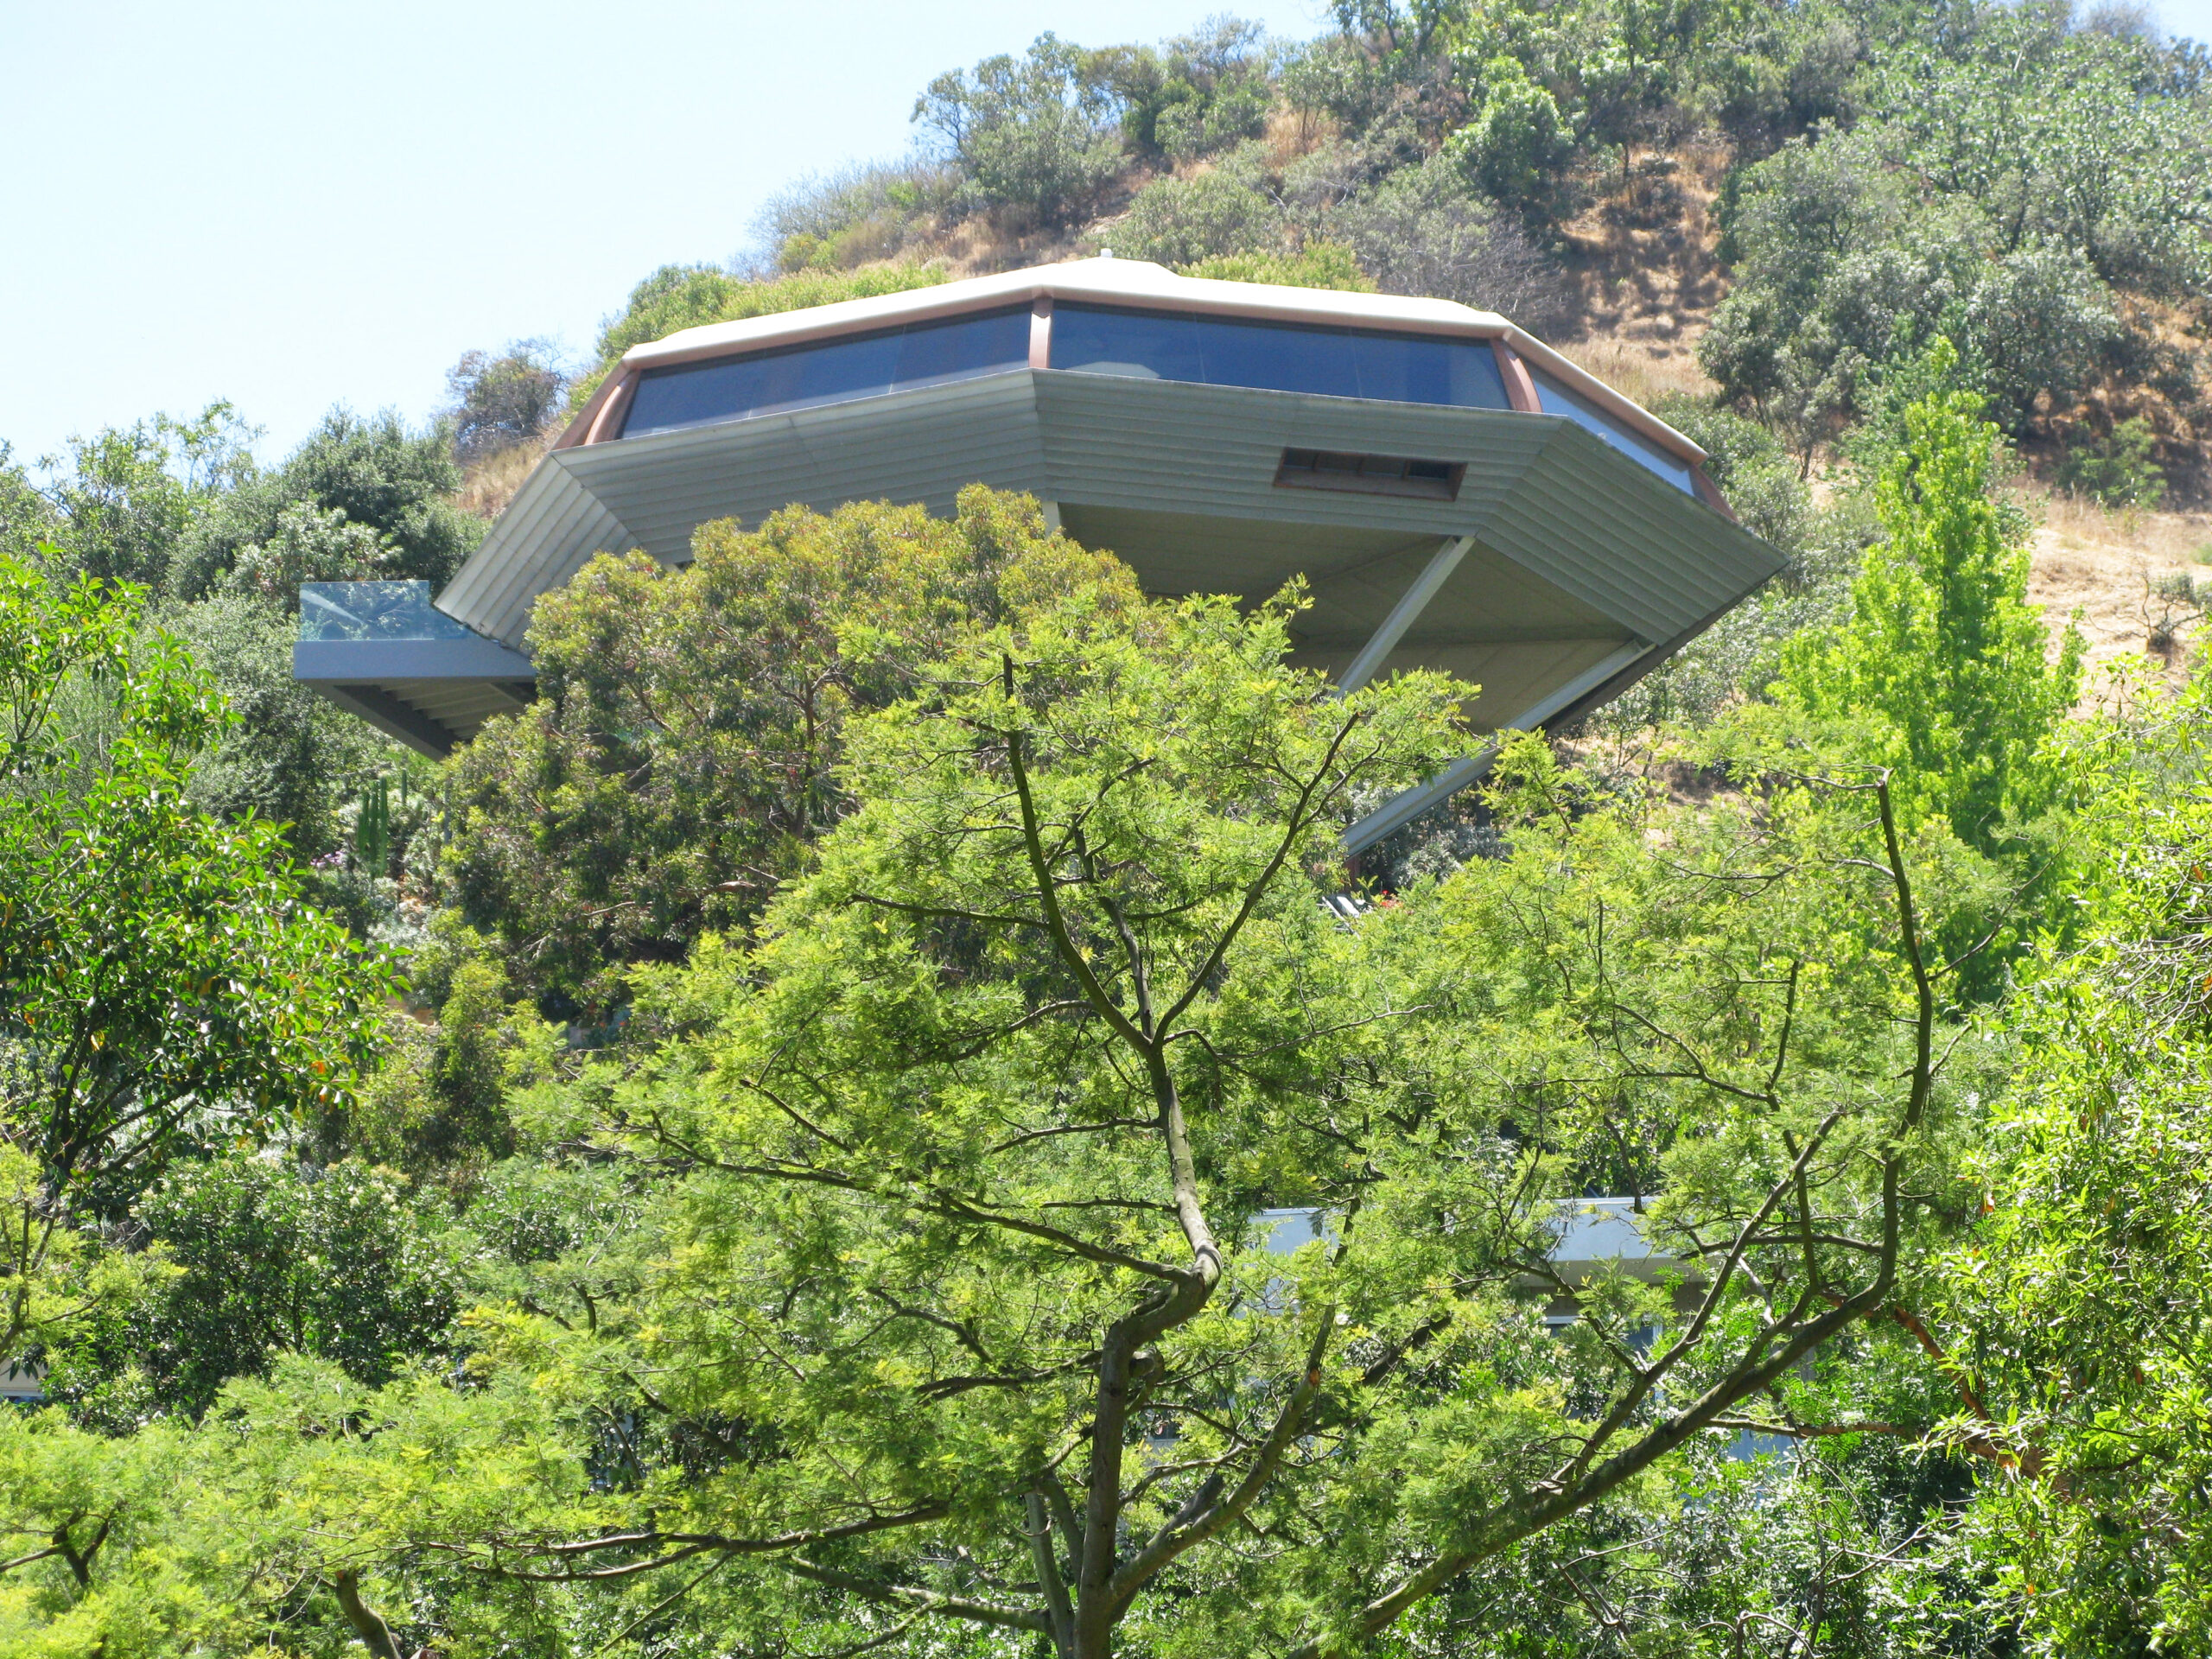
<box><xmin>1274</xmin><ymin>448</ymin><xmax>1465</xmax><ymax>501</ymax></box>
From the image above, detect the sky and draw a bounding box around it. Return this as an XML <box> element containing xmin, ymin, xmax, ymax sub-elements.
<box><xmin>1</xmin><ymin>0</ymin><xmax>2205</xmax><ymax>472</ymax></box>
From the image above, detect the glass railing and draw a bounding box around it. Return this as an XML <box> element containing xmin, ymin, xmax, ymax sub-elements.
<box><xmin>298</xmin><ymin>582</ymin><xmax>478</xmax><ymax>642</ymax></box>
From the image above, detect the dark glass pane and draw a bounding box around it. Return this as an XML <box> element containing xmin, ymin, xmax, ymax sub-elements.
<box><xmin>1049</xmin><ymin>305</ymin><xmax>1512</xmax><ymax>410</ymax></box>
<box><xmin>1050</xmin><ymin>307</ymin><xmax>1208</xmax><ymax>383</ymax></box>
<box><xmin>1529</xmin><ymin>372</ymin><xmax>1695</xmax><ymax>493</ymax></box>
<box><xmin>622</xmin><ymin>309</ymin><xmax>1029</xmax><ymax>438</ymax></box>
<box><xmin>1445</xmin><ymin>342</ymin><xmax>1509</xmax><ymax>408</ymax></box>
<box><xmin>894</xmin><ymin>308</ymin><xmax>1029</xmax><ymax>390</ymax></box>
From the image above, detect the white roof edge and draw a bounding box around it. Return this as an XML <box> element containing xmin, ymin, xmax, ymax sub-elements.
<box><xmin>614</xmin><ymin>257</ymin><xmax>1704</xmax><ymax>466</ymax></box>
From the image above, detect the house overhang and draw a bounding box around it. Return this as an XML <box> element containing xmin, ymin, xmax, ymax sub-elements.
<box><xmin>293</xmin><ymin>634</ymin><xmax>537</xmax><ymax>759</ymax></box>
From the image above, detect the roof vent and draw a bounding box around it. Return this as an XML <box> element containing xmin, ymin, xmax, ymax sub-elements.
<box><xmin>1274</xmin><ymin>448</ymin><xmax>1465</xmax><ymax>502</ymax></box>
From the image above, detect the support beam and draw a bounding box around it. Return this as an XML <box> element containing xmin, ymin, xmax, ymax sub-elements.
<box><xmin>314</xmin><ymin>683</ymin><xmax>457</xmax><ymax>760</ymax></box>
<box><xmin>1333</xmin><ymin>536</ymin><xmax>1473</xmax><ymax>696</ymax></box>
<box><xmin>1341</xmin><ymin>640</ymin><xmax>1648</xmax><ymax>854</ymax></box>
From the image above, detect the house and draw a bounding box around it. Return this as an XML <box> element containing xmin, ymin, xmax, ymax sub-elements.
<box><xmin>295</xmin><ymin>257</ymin><xmax>1781</xmax><ymax>843</ymax></box>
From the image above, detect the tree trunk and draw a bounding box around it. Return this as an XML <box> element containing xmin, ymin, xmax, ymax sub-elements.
<box><xmin>331</xmin><ymin>1569</ymin><xmax>407</xmax><ymax>1659</ymax></box>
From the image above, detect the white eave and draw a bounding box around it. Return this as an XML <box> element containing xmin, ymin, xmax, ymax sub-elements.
<box><xmin>559</xmin><ymin>257</ymin><xmax>1706</xmax><ymax>467</ymax></box>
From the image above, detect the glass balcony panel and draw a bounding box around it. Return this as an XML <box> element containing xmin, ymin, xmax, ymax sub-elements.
<box><xmin>298</xmin><ymin>582</ymin><xmax>476</xmax><ymax>642</ymax></box>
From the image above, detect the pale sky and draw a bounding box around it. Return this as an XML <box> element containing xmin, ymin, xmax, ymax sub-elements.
<box><xmin>2</xmin><ymin>0</ymin><xmax>2204</xmax><ymax>471</ymax></box>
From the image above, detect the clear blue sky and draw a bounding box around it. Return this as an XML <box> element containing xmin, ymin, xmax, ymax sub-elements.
<box><xmin>0</xmin><ymin>0</ymin><xmax>1332</xmax><ymax>468</ymax></box>
<box><xmin>2</xmin><ymin>0</ymin><xmax>2204</xmax><ymax>471</ymax></box>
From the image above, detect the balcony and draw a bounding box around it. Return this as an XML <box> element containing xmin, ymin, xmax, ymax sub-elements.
<box><xmin>292</xmin><ymin>582</ymin><xmax>536</xmax><ymax>757</ymax></box>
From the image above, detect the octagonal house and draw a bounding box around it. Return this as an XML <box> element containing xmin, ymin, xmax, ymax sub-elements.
<box><xmin>296</xmin><ymin>257</ymin><xmax>1782</xmax><ymax>851</ymax></box>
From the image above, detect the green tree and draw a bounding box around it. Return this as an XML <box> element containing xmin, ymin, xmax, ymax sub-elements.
<box><xmin>383</xmin><ymin>601</ymin><xmax>1971</xmax><ymax>1656</ymax></box>
<box><xmin>442</xmin><ymin>488</ymin><xmax>1137</xmax><ymax>1012</ymax></box>
<box><xmin>444</xmin><ymin>339</ymin><xmax>570</xmax><ymax>464</ymax></box>
<box><xmin>0</xmin><ymin>554</ymin><xmax>389</xmax><ymax>1360</ymax></box>
<box><xmin>1777</xmin><ymin>355</ymin><xmax>2083</xmax><ymax>862</ymax></box>
<box><xmin>1923</xmin><ymin>670</ymin><xmax>2212</xmax><ymax>1653</ymax></box>
<box><xmin>37</xmin><ymin>405</ymin><xmax>256</xmax><ymax>593</ymax></box>
<box><xmin>58</xmin><ymin>1155</ymin><xmax>460</xmax><ymax>1425</ymax></box>
<box><xmin>914</xmin><ymin>33</ymin><xmax>1128</xmax><ymax>228</ymax></box>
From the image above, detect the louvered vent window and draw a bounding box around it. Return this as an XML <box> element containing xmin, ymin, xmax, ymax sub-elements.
<box><xmin>1274</xmin><ymin>448</ymin><xmax>1465</xmax><ymax>501</ymax></box>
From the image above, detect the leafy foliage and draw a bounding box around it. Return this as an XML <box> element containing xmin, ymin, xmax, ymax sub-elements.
<box><xmin>58</xmin><ymin>1155</ymin><xmax>460</xmax><ymax>1425</ymax></box>
<box><xmin>1777</xmin><ymin>359</ymin><xmax>2083</xmax><ymax>860</ymax></box>
<box><xmin>443</xmin><ymin>488</ymin><xmax>1139</xmax><ymax>1011</ymax></box>
<box><xmin>444</xmin><ymin>339</ymin><xmax>569</xmax><ymax>463</ymax></box>
<box><xmin>914</xmin><ymin>34</ymin><xmax>1127</xmax><ymax>229</ymax></box>
<box><xmin>0</xmin><ymin>557</ymin><xmax>389</xmax><ymax>1359</ymax></box>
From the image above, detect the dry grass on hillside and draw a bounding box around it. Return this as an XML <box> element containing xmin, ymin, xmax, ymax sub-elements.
<box><xmin>1552</xmin><ymin>333</ymin><xmax>1716</xmax><ymax>408</ymax></box>
<box><xmin>458</xmin><ymin>436</ymin><xmax>551</xmax><ymax>521</ymax></box>
<box><xmin>2023</xmin><ymin>488</ymin><xmax>2212</xmax><ymax>690</ymax></box>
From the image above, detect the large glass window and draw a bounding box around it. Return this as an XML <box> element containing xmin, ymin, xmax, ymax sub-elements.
<box><xmin>1528</xmin><ymin>372</ymin><xmax>1695</xmax><ymax>493</ymax></box>
<box><xmin>620</xmin><ymin>308</ymin><xmax>1033</xmax><ymax>438</ymax></box>
<box><xmin>1048</xmin><ymin>305</ymin><xmax>1510</xmax><ymax>410</ymax></box>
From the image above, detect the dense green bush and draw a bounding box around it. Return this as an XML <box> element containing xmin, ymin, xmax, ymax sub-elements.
<box><xmin>442</xmin><ymin>487</ymin><xmax>1139</xmax><ymax>1011</ymax></box>
<box><xmin>1180</xmin><ymin>239</ymin><xmax>1373</xmax><ymax>289</ymax></box>
<box><xmin>173</xmin><ymin>409</ymin><xmax>484</xmax><ymax>598</ymax></box>
<box><xmin>2057</xmin><ymin>414</ymin><xmax>2166</xmax><ymax>510</ymax></box>
<box><xmin>913</xmin><ymin>33</ymin><xmax>1126</xmax><ymax>227</ymax></box>
<box><xmin>1703</xmin><ymin>136</ymin><xmax>2120</xmax><ymax>444</ymax></box>
<box><xmin>1109</xmin><ymin>147</ymin><xmax>1282</xmax><ymax>264</ymax></box>
<box><xmin>58</xmin><ymin>1157</ymin><xmax>459</xmax><ymax>1425</ymax></box>
<box><xmin>1093</xmin><ymin>16</ymin><xmax>1277</xmax><ymax>162</ymax></box>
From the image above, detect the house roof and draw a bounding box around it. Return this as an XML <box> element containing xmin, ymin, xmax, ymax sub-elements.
<box><xmin>555</xmin><ymin>257</ymin><xmax>1707</xmax><ymax>467</ymax></box>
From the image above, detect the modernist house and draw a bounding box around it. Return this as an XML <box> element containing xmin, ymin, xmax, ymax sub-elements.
<box><xmin>296</xmin><ymin>257</ymin><xmax>1781</xmax><ymax>849</ymax></box>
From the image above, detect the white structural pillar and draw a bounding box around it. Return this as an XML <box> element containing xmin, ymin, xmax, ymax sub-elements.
<box><xmin>1341</xmin><ymin>639</ymin><xmax>1649</xmax><ymax>855</ymax></box>
<box><xmin>1334</xmin><ymin>535</ymin><xmax>1474</xmax><ymax>696</ymax></box>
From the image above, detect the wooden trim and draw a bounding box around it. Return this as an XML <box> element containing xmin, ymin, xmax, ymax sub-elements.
<box><xmin>1028</xmin><ymin>296</ymin><xmax>1053</xmax><ymax>370</ymax></box>
<box><xmin>583</xmin><ymin>369</ymin><xmax>640</xmax><ymax>447</ymax></box>
<box><xmin>1690</xmin><ymin>463</ymin><xmax>1738</xmax><ymax>522</ymax></box>
<box><xmin>1491</xmin><ymin>340</ymin><xmax>1541</xmax><ymax>413</ymax></box>
<box><xmin>549</xmin><ymin>369</ymin><xmax>625</xmax><ymax>452</ymax></box>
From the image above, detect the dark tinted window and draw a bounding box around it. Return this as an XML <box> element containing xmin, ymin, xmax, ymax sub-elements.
<box><xmin>621</xmin><ymin>308</ymin><xmax>1032</xmax><ymax>438</ymax></box>
<box><xmin>1049</xmin><ymin>305</ymin><xmax>1510</xmax><ymax>410</ymax></box>
<box><xmin>1529</xmin><ymin>372</ymin><xmax>1695</xmax><ymax>493</ymax></box>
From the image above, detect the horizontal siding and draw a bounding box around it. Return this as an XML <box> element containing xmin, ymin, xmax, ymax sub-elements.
<box><xmin>1033</xmin><ymin>373</ymin><xmax>1542</xmax><ymax>539</ymax></box>
<box><xmin>435</xmin><ymin>368</ymin><xmax>1783</xmax><ymax>685</ymax></box>
<box><xmin>565</xmin><ymin>372</ymin><xmax>1051</xmax><ymax>558</ymax></box>
<box><xmin>1484</xmin><ymin>422</ymin><xmax>1784</xmax><ymax>641</ymax></box>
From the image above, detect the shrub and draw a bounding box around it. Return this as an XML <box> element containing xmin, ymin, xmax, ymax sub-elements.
<box><xmin>2057</xmin><ymin>415</ymin><xmax>2166</xmax><ymax>510</ymax></box>
<box><xmin>913</xmin><ymin>33</ymin><xmax>1127</xmax><ymax>228</ymax></box>
<box><xmin>444</xmin><ymin>340</ymin><xmax>569</xmax><ymax>462</ymax></box>
<box><xmin>55</xmin><ymin>1157</ymin><xmax>459</xmax><ymax>1424</ymax></box>
<box><xmin>442</xmin><ymin>488</ymin><xmax>1140</xmax><ymax>1010</ymax></box>
<box><xmin>1109</xmin><ymin>152</ymin><xmax>1281</xmax><ymax>265</ymax></box>
<box><xmin>753</xmin><ymin>159</ymin><xmax>960</xmax><ymax>273</ymax></box>
<box><xmin>1181</xmin><ymin>240</ymin><xmax>1374</xmax><ymax>289</ymax></box>
<box><xmin>1446</xmin><ymin>56</ymin><xmax>1575</xmax><ymax>233</ymax></box>
<box><xmin>1095</xmin><ymin>17</ymin><xmax>1277</xmax><ymax>163</ymax></box>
